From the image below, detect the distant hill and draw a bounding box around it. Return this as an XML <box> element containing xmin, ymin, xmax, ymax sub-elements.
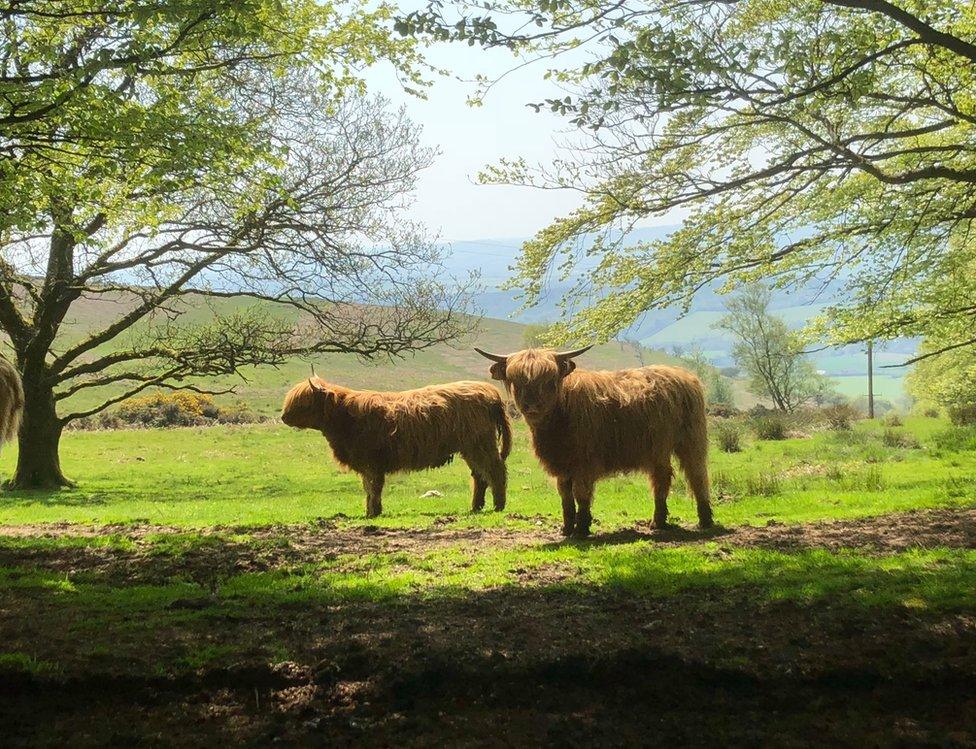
<box><xmin>445</xmin><ymin>229</ymin><xmax>913</xmax><ymax>403</ymax></box>
<box><xmin>49</xmin><ymin>292</ymin><xmax>690</xmax><ymax>417</ymax></box>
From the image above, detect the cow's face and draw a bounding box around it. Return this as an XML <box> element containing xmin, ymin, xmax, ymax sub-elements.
<box><xmin>502</xmin><ymin>350</ymin><xmax>572</xmax><ymax>420</ymax></box>
<box><xmin>280</xmin><ymin>378</ymin><xmax>333</xmax><ymax>430</ymax></box>
<box><xmin>477</xmin><ymin>346</ymin><xmax>592</xmax><ymax>421</ymax></box>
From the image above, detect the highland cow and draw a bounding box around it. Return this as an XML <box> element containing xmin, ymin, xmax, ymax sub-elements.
<box><xmin>0</xmin><ymin>355</ymin><xmax>23</xmax><ymax>451</ymax></box>
<box><xmin>281</xmin><ymin>376</ymin><xmax>511</xmax><ymax>517</ymax></box>
<box><xmin>476</xmin><ymin>346</ymin><xmax>713</xmax><ymax>536</ymax></box>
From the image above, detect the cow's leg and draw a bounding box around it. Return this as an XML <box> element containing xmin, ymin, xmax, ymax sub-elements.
<box><xmin>470</xmin><ymin>472</ymin><xmax>488</xmax><ymax>512</ymax></box>
<box><xmin>572</xmin><ymin>477</ymin><xmax>595</xmax><ymax>538</ymax></box>
<box><xmin>675</xmin><ymin>440</ymin><xmax>713</xmax><ymax>529</ymax></box>
<box><xmin>464</xmin><ymin>446</ymin><xmax>507</xmax><ymax>512</ymax></box>
<box><xmin>462</xmin><ymin>452</ymin><xmax>489</xmax><ymax>512</ymax></box>
<box><xmin>362</xmin><ymin>471</ymin><xmax>385</xmax><ymax>518</ymax></box>
<box><xmin>487</xmin><ymin>453</ymin><xmax>507</xmax><ymax>511</ymax></box>
<box><xmin>650</xmin><ymin>460</ymin><xmax>674</xmax><ymax>529</ymax></box>
<box><xmin>557</xmin><ymin>476</ymin><xmax>575</xmax><ymax>536</ymax></box>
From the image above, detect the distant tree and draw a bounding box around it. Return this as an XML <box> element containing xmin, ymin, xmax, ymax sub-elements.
<box><xmin>716</xmin><ymin>287</ymin><xmax>828</xmax><ymax>412</ymax></box>
<box><xmin>907</xmin><ymin>339</ymin><xmax>976</xmax><ymax>424</ymax></box>
<box><xmin>810</xmin><ymin>379</ymin><xmax>845</xmax><ymax>408</ymax></box>
<box><xmin>0</xmin><ymin>5</ymin><xmax>465</xmax><ymax>489</ymax></box>
<box><xmin>400</xmin><ymin>0</ymin><xmax>976</xmax><ymax>360</ymax></box>
<box><xmin>622</xmin><ymin>337</ymin><xmax>645</xmax><ymax>366</ymax></box>
<box><xmin>678</xmin><ymin>349</ymin><xmax>735</xmax><ymax>407</ymax></box>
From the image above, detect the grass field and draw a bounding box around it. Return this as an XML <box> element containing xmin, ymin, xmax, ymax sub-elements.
<box><xmin>0</xmin><ymin>418</ymin><xmax>971</xmax><ymax>528</ymax></box>
<box><xmin>2</xmin><ymin>416</ymin><xmax>975</xmax><ymax>745</ymax></box>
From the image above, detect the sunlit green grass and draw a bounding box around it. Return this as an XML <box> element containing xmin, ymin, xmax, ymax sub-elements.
<box><xmin>0</xmin><ymin>417</ymin><xmax>972</xmax><ymax>529</ymax></box>
<box><xmin>1</xmin><ymin>416</ymin><xmax>973</xmax><ymax>686</ymax></box>
<box><xmin>3</xmin><ymin>542</ymin><xmax>974</xmax><ymax>609</ymax></box>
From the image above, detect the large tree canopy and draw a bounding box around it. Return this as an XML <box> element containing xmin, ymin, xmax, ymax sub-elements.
<box><xmin>0</xmin><ymin>2</ymin><xmax>466</xmax><ymax>488</ymax></box>
<box><xmin>401</xmin><ymin>0</ymin><xmax>976</xmax><ymax>358</ymax></box>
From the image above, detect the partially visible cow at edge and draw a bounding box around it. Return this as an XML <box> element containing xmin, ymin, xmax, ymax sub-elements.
<box><xmin>475</xmin><ymin>346</ymin><xmax>713</xmax><ymax>537</ymax></box>
<box><xmin>0</xmin><ymin>354</ymin><xmax>23</xmax><ymax>451</ymax></box>
<box><xmin>281</xmin><ymin>376</ymin><xmax>511</xmax><ymax>517</ymax></box>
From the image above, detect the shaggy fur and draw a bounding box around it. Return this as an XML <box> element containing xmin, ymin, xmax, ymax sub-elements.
<box><xmin>0</xmin><ymin>355</ymin><xmax>23</xmax><ymax>449</ymax></box>
<box><xmin>281</xmin><ymin>377</ymin><xmax>511</xmax><ymax>517</ymax></box>
<box><xmin>481</xmin><ymin>348</ymin><xmax>713</xmax><ymax>536</ymax></box>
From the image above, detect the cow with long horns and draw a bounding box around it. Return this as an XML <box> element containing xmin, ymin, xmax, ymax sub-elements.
<box><xmin>281</xmin><ymin>375</ymin><xmax>511</xmax><ymax>517</ymax></box>
<box><xmin>475</xmin><ymin>346</ymin><xmax>713</xmax><ymax>536</ymax></box>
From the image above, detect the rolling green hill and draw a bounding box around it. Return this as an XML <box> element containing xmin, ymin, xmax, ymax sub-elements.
<box><xmin>43</xmin><ymin>293</ymin><xmax>693</xmax><ymax>417</ymax></box>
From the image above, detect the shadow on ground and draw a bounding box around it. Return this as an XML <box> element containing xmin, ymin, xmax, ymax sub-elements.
<box><xmin>0</xmin><ymin>524</ymin><xmax>975</xmax><ymax>745</ymax></box>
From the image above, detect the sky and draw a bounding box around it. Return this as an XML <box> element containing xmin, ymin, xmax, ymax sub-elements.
<box><xmin>366</xmin><ymin>42</ymin><xmax>583</xmax><ymax>242</ymax></box>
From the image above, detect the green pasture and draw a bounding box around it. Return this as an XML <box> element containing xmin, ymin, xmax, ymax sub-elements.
<box><xmin>0</xmin><ymin>417</ymin><xmax>971</xmax><ymax>529</ymax></box>
<box><xmin>2</xmin><ymin>415</ymin><xmax>975</xmax><ymax>746</ymax></box>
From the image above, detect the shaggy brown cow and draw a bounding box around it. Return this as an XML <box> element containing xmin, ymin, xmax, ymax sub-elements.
<box><xmin>0</xmin><ymin>355</ymin><xmax>23</xmax><ymax>450</ymax></box>
<box><xmin>476</xmin><ymin>346</ymin><xmax>713</xmax><ymax>536</ymax></box>
<box><xmin>281</xmin><ymin>376</ymin><xmax>511</xmax><ymax>517</ymax></box>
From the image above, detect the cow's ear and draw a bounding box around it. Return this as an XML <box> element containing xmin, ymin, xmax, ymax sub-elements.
<box><xmin>558</xmin><ymin>359</ymin><xmax>576</xmax><ymax>378</ymax></box>
<box><xmin>489</xmin><ymin>361</ymin><xmax>507</xmax><ymax>381</ymax></box>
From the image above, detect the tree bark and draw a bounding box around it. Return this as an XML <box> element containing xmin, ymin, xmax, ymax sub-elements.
<box><xmin>8</xmin><ymin>376</ymin><xmax>71</xmax><ymax>490</ymax></box>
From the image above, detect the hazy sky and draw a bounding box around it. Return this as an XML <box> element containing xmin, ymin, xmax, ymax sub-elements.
<box><xmin>367</xmin><ymin>42</ymin><xmax>583</xmax><ymax>242</ymax></box>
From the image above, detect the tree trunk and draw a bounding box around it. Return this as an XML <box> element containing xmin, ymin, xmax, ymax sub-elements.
<box><xmin>8</xmin><ymin>377</ymin><xmax>71</xmax><ymax>490</ymax></box>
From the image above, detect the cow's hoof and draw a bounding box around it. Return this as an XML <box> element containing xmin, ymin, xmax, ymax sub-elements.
<box><xmin>698</xmin><ymin>518</ymin><xmax>715</xmax><ymax>530</ymax></box>
<box><xmin>493</xmin><ymin>504</ymin><xmax>506</xmax><ymax>512</ymax></box>
<box><xmin>651</xmin><ymin>519</ymin><xmax>670</xmax><ymax>530</ymax></box>
<box><xmin>560</xmin><ymin>525</ymin><xmax>574</xmax><ymax>537</ymax></box>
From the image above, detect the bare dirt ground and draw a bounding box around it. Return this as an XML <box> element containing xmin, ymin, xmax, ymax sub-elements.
<box><xmin>1</xmin><ymin>509</ymin><xmax>975</xmax><ymax>747</ymax></box>
<box><xmin>0</xmin><ymin>507</ymin><xmax>973</xmax><ymax>584</ymax></box>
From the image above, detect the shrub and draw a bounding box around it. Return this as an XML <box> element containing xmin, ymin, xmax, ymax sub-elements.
<box><xmin>707</xmin><ymin>402</ymin><xmax>741</xmax><ymax>419</ymax></box>
<box><xmin>821</xmin><ymin>403</ymin><xmax>860</xmax><ymax>431</ymax></box>
<box><xmin>883</xmin><ymin>413</ymin><xmax>903</xmax><ymax>427</ymax></box>
<box><xmin>65</xmin><ymin>411</ymin><xmax>122</xmax><ymax>431</ymax></box>
<box><xmin>857</xmin><ymin>466</ymin><xmax>886</xmax><ymax>492</ymax></box>
<box><xmin>852</xmin><ymin>396</ymin><xmax>894</xmax><ymax>417</ymax></box>
<box><xmin>931</xmin><ymin>425</ymin><xmax>976</xmax><ymax>453</ymax></box>
<box><xmin>881</xmin><ymin>428</ymin><xmax>920</xmax><ymax>449</ymax></box>
<box><xmin>115</xmin><ymin>392</ymin><xmax>219</xmax><ymax>427</ymax></box>
<box><xmin>948</xmin><ymin>404</ymin><xmax>976</xmax><ymax>426</ymax></box>
<box><xmin>713</xmin><ymin>421</ymin><xmax>743</xmax><ymax>453</ymax></box>
<box><xmin>217</xmin><ymin>400</ymin><xmax>260</xmax><ymax>425</ymax></box>
<box><xmin>923</xmin><ymin>407</ymin><xmax>940</xmax><ymax>418</ymax></box>
<box><xmin>67</xmin><ymin>392</ymin><xmax>264</xmax><ymax>430</ymax></box>
<box><xmin>744</xmin><ymin>472</ymin><xmax>781</xmax><ymax>497</ymax></box>
<box><xmin>710</xmin><ymin>472</ymin><xmax>739</xmax><ymax>501</ymax></box>
<box><xmin>750</xmin><ymin>414</ymin><xmax>788</xmax><ymax>440</ymax></box>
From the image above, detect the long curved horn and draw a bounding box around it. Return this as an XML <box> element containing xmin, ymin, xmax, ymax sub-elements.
<box><xmin>307</xmin><ymin>378</ymin><xmax>324</xmax><ymax>392</ymax></box>
<box><xmin>554</xmin><ymin>344</ymin><xmax>595</xmax><ymax>360</ymax></box>
<box><xmin>474</xmin><ymin>347</ymin><xmax>509</xmax><ymax>363</ymax></box>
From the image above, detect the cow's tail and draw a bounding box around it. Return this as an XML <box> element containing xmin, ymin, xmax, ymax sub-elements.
<box><xmin>675</xmin><ymin>375</ymin><xmax>713</xmax><ymax>527</ymax></box>
<box><xmin>492</xmin><ymin>399</ymin><xmax>513</xmax><ymax>459</ymax></box>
